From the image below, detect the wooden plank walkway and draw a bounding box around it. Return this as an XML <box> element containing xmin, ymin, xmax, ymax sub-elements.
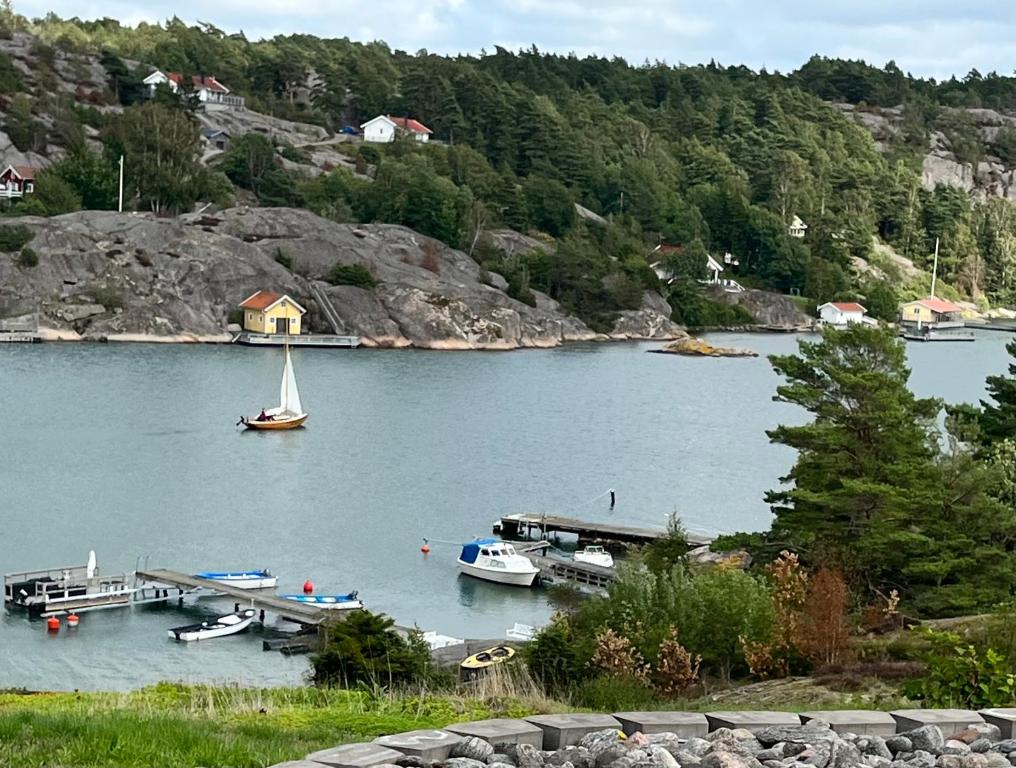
<box><xmin>135</xmin><ymin>569</ymin><xmax>328</xmax><ymax>625</ymax></box>
<box><xmin>497</xmin><ymin>513</ymin><xmax>712</xmax><ymax>547</ymax></box>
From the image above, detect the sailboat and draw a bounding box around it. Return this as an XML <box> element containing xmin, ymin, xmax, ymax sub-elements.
<box><xmin>241</xmin><ymin>344</ymin><xmax>308</xmax><ymax>430</ymax></box>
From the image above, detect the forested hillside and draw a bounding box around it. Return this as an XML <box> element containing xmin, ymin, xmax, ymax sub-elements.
<box><xmin>7</xmin><ymin>12</ymin><xmax>1016</xmax><ymax>329</ymax></box>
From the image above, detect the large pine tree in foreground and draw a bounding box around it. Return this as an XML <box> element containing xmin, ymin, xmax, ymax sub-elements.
<box><xmin>980</xmin><ymin>337</ymin><xmax>1016</xmax><ymax>443</ymax></box>
<box><xmin>766</xmin><ymin>325</ymin><xmax>1015</xmax><ymax>616</ymax></box>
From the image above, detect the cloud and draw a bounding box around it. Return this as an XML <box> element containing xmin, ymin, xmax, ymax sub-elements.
<box><xmin>15</xmin><ymin>0</ymin><xmax>1016</xmax><ymax>78</ymax></box>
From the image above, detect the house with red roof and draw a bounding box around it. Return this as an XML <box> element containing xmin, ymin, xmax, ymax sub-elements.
<box><xmin>239</xmin><ymin>291</ymin><xmax>306</xmax><ymax>335</ymax></box>
<box><xmin>899</xmin><ymin>298</ymin><xmax>964</xmax><ymax>328</ymax></box>
<box><xmin>143</xmin><ymin>70</ymin><xmax>183</xmax><ymax>96</ymax></box>
<box><xmin>361</xmin><ymin>114</ymin><xmax>433</xmax><ymax>144</ymax></box>
<box><xmin>143</xmin><ymin>70</ymin><xmax>244</xmax><ymax>109</ymax></box>
<box><xmin>818</xmin><ymin>301</ymin><xmax>874</xmax><ymax>328</ymax></box>
<box><xmin>0</xmin><ymin>165</ymin><xmax>35</xmax><ymax>199</ymax></box>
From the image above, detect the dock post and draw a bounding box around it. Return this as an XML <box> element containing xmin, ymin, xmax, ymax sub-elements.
<box><xmin>259</xmin><ymin>609</ymin><xmax>265</xmax><ymax>623</ymax></box>
<box><xmin>234</xmin><ymin>602</ymin><xmax>240</xmax><ymax>612</ymax></box>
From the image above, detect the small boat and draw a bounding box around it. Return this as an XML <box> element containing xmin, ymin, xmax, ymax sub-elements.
<box><xmin>460</xmin><ymin>645</ymin><xmax>516</xmax><ymax>679</ymax></box>
<box><xmin>422</xmin><ymin>630</ymin><xmax>465</xmax><ymax>650</ymax></box>
<box><xmin>194</xmin><ymin>569</ymin><xmax>277</xmax><ymax>590</ymax></box>
<box><xmin>457</xmin><ymin>538</ymin><xmax>540</xmax><ymax>587</ymax></box>
<box><xmin>3</xmin><ymin>550</ymin><xmax>135</xmax><ymax>617</ymax></box>
<box><xmin>506</xmin><ymin>622</ymin><xmax>536</xmax><ymax>641</ymax></box>
<box><xmin>240</xmin><ymin>344</ymin><xmax>308</xmax><ymax>430</ymax></box>
<box><xmin>573</xmin><ymin>545</ymin><xmax>614</xmax><ymax>568</ymax></box>
<box><xmin>168</xmin><ymin>608</ymin><xmax>257</xmax><ymax>642</ymax></box>
<box><xmin>281</xmin><ymin>592</ymin><xmax>362</xmax><ymax>610</ymax></box>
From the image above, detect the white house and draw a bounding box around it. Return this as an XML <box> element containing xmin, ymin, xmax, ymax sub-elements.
<box><xmin>190</xmin><ymin>75</ymin><xmax>244</xmax><ymax>108</ymax></box>
<box><xmin>818</xmin><ymin>302</ymin><xmax>874</xmax><ymax>327</ymax></box>
<box><xmin>789</xmin><ymin>215</ymin><xmax>808</xmax><ymax>238</ymax></box>
<box><xmin>360</xmin><ymin>114</ymin><xmax>433</xmax><ymax>143</ymax></box>
<box><xmin>143</xmin><ymin>70</ymin><xmax>182</xmax><ymax>96</ymax></box>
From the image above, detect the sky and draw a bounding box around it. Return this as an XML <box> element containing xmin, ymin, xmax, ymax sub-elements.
<box><xmin>17</xmin><ymin>0</ymin><xmax>1016</xmax><ymax>79</ymax></box>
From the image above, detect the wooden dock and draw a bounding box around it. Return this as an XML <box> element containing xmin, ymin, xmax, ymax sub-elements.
<box><xmin>233</xmin><ymin>332</ymin><xmax>360</xmax><ymax>348</ymax></box>
<box><xmin>496</xmin><ymin>513</ymin><xmax>712</xmax><ymax>548</ymax></box>
<box><xmin>134</xmin><ymin>569</ymin><xmax>328</xmax><ymax>625</ymax></box>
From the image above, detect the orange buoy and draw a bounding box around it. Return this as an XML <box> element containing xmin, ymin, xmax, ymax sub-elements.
<box><xmin>46</xmin><ymin>617</ymin><xmax>60</xmax><ymax>632</ymax></box>
<box><xmin>420</xmin><ymin>540</ymin><xmax>431</xmax><ymax>554</ymax></box>
<box><xmin>302</xmin><ymin>580</ymin><xmax>314</xmax><ymax>594</ymax></box>
<box><xmin>67</xmin><ymin>614</ymin><xmax>80</xmax><ymax>628</ymax></box>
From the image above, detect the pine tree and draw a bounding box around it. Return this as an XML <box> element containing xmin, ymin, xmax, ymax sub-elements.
<box><xmin>980</xmin><ymin>338</ymin><xmax>1016</xmax><ymax>443</ymax></box>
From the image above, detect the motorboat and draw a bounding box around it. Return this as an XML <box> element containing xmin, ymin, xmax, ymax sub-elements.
<box><xmin>422</xmin><ymin>630</ymin><xmax>465</xmax><ymax>650</ymax></box>
<box><xmin>3</xmin><ymin>550</ymin><xmax>134</xmax><ymax>617</ymax></box>
<box><xmin>241</xmin><ymin>344</ymin><xmax>308</xmax><ymax>430</ymax></box>
<box><xmin>168</xmin><ymin>608</ymin><xmax>257</xmax><ymax>642</ymax></box>
<box><xmin>460</xmin><ymin>645</ymin><xmax>516</xmax><ymax>679</ymax></box>
<box><xmin>573</xmin><ymin>545</ymin><xmax>614</xmax><ymax>568</ymax></box>
<box><xmin>281</xmin><ymin>592</ymin><xmax>362</xmax><ymax>610</ymax></box>
<box><xmin>506</xmin><ymin>622</ymin><xmax>536</xmax><ymax>641</ymax></box>
<box><xmin>194</xmin><ymin>569</ymin><xmax>277</xmax><ymax>590</ymax></box>
<box><xmin>457</xmin><ymin>538</ymin><xmax>540</xmax><ymax>587</ymax></box>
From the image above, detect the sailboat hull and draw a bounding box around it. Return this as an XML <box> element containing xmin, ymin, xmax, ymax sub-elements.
<box><xmin>244</xmin><ymin>414</ymin><xmax>307</xmax><ymax>430</ymax></box>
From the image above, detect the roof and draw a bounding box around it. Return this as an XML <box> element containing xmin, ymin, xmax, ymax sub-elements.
<box><xmin>790</xmin><ymin>215</ymin><xmax>808</xmax><ymax>229</ymax></box>
<box><xmin>2</xmin><ymin>164</ymin><xmax>34</xmax><ymax>180</ymax></box>
<box><xmin>820</xmin><ymin>302</ymin><xmax>866</xmax><ymax>313</ymax></box>
<box><xmin>144</xmin><ymin>70</ymin><xmax>182</xmax><ymax>85</ymax></box>
<box><xmin>905</xmin><ymin>298</ymin><xmax>963</xmax><ymax>314</ymax></box>
<box><xmin>705</xmin><ymin>254</ymin><xmax>725</xmax><ymax>273</ymax></box>
<box><xmin>388</xmin><ymin>116</ymin><xmax>432</xmax><ymax>134</ymax></box>
<box><xmin>238</xmin><ymin>290</ymin><xmax>306</xmax><ymax>314</ymax></box>
<box><xmin>202</xmin><ymin>128</ymin><xmax>230</xmax><ymax>139</ymax></box>
<box><xmin>192</xmin><ymin>75</ymin><xmax>229</xmax><ymax>94</ymax></box>
<box><xmin>360</xmin><ymin>115</ymin><xmax>396</xmax><ymax>130</ymax></box>
<box><xmin>653</xmin><ymin>244</ymin><xmax>683</xmax><ymax>255</ymax></box>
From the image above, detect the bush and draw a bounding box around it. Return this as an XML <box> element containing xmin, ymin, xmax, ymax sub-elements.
<box><xmin>16</xmin><ymin>246</ymin><xmax>37</xmax><ymax>268</ymax></box>
<box><xmin>522</xmin><ymin>613</ymin><xmax>580</xmax><ymax>692</ymax></box>
<box><xmin>905</xmin><ymin>629</ymin><xmax>1016</xmax><ymax>708</ymax></box>
<box><xmin>274</xmin><ymin>248</ymin><xmax>292</xmax><ymax>270</ymax></box>
<box><xmin>643</xmin><ymin>512</ymin><xmax>690</xmax><ymax>574</ymax></box>
<box><xmin>0</xmin><ymin>224</ymin><xmax>34</xmax><ymax>251</ymax></box>
<box><xmin>329</xmin><ymin>263</ymin><xmax>377</xmax><ymax>289</ymax></box>
<box><xmin>310</xmin><ymin>610</ymin><xmax>432</xmax><ymax>688</ymax></box>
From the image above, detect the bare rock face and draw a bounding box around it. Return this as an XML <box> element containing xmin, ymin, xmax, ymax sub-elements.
<box><xmin>707</xmin><ymin>287</ymin><xmax>813</xmax><ymax>329</ymax></box>
<box><xmin>610</xmin><ymin>291</ymin><xmax>687</xmax><ymax>340</ymax></box>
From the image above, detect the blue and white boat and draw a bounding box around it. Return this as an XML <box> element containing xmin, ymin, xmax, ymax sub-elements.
<box><xmin>282</xmin><ymin>592</ymin><xmax>362</xmax><ymax>610</ymax></box>
<box><xmin>457</xmin><ymin>539</ymin><xmax>540</xmax><ymax>587</ymax></box>
<box><xmin>194</xmin><ymin>569</ymin><xmax>277</xmax><ymax>590</ymax></box>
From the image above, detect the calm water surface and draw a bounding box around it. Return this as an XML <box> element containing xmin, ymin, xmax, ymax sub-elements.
<box><xmin>0</xmin><ymin>331</ymin><xmax>1011</xmax><ymax>690</ymax></box>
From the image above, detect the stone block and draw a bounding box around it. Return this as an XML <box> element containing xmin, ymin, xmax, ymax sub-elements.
<box><xmin>445</xmin><ymin>718</ymin><xmax>544</xmax><ymax>747</ymax></box>
<box><xmin>524</xmin><ymin>714</ymin><xmax>622</xmax><ymax>749</ymax></box>
<box><xmin>306</xmin><ymin>743</ymin><xmax>405</xmax><ymax>768</ymax></box>
<box><xmin>799</xmin><ymin>711</ymin><xmax>898</xmax><ymax>737</ymax></box>
<box><xmin>891</xmin><ymin>710</ymin><xmax>984</xmax><ymax>735</ymax></box>
<box><xmin>705</xmin><ymin>711</ymin><xmax>800</xmax><ymax>732</ymax></box>
<box><xmin>271</xmin><ymin>762</ymin><xmax>328</xmax><ymax>768</ymax></box>
<box><xmin>374</xmin><ymin>730</ymin><xmax>461</xmax><ymax>762</ymax></box>
<box><xmin>979</xmin><ymin>709</ymin><xmax>1016</xmax><ymax>739</ymax></box>
<box><xmin>613</xmin><ymin>711</ymin><xmax>709</xmax><ymax>738</ymax></box>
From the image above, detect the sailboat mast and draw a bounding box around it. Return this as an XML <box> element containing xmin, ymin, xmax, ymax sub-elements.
<box><xmin>930</xmin><ymin>237</ymin><xmax>939</xmax><ymax>299</ymax></box>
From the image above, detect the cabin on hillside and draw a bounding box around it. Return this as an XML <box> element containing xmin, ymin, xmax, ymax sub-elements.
<box><xmin>0</xmin><ymin>165</ymin><xmax>35</xmax><ymax>198</ymax></box>
<box><xmin>202</xmin><ymin>128</ymin><xmax>231</xmax><ymax>151</ymax></box>
<box><xmin>899</xmin><ymin>298</ymin><xmax>964</xmax><ymax>328</ymax></box>
<box><xmin>789</xmin><ymin>215</ymin><xmax>808</xmax><ymax>238</ymax></box>
<box><xmin>818</xmin><ymin>302</ymin><xmax>874</xmax><ymax>328</ymax></box>
<box><xmin>361</xmin><ymin>115</ymin><xmax>433</xmax><ymax>143</ymax></box>
<box><xmin>239</xmin><ymin>291</ymin><xmax>306</xmax><ymax>335</ymax></box>
<box><xmin>143</xmin><ymin>69</ymin><xmax>182</xmax><ymax>96</ymax></box>
<box><xmin>143</xmin><ymin>71</ymin><xmax>244</xmax><ymax>109</ymax></box>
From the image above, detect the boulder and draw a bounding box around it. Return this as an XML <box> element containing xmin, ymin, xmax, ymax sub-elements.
<box><xmin>652</xmin><ymin>337</ymin><xmax>757</xmax><ymax>358</ymax></box>
<box><xmin>496</xmin><ymin>744</ymin><xmax>544</xmax><ymax>768</ymax></box>
<box><xmin>700</xmin><ymin>752</ymin><xmax>763</xmax><ymax>768</ymax></box>
<box><xmin>489</xmin><ymin>757</ymin><xmax>514</xmax><ymax>766</ymax></box>
<box><xmin>545</xmin><ymin>748</ymin><xmax>593</xmax><ymax>768</ymax></box>
<box><xmin>578</xmin><ymin>732</ymin><xmax>626</xmax><ymax>758</ymax></box>
<box><xmin>904</xmin><ymin>728</ymin><xmax>946</xmax><ymax>755</ymax></box>
<box><xmin>445</xmin><ymin>759</ymin><xmax>488</xmax><ymax>768</ymax></box>
<box><xmin>887</xmin><ymin>738</ymin><xmax>914</xmax><ymax>756</ymax></box>
<box><xmin>754</xmin><ymin>724</ymin><xmax>837</xmax><ymax>747</ymax></box>
<box><xmin>451</xmin><ymin>740</ymin><xmax>496</xmax><ymax>762</ymax></box>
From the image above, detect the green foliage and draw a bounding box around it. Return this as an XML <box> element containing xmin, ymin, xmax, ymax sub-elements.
<box><xmin>643</xmin><ymin>512</ymin><xmax>690</xmax><ymax>575</ymax></box>
<box><xmin>16</xmin><ymin>246</ymin><xmax>37</xmax><ymax>268</ymax></box>
<box><xmin>905</xmin><ymin>629</ymin><xmax>1016</xmax><ymax>708</ymax></box>
<box><xmin>862</xmin><ymin>280</ymin><xmax>898</xmax><ymax>322</ymax></box>
<box><xmin>45</xmin><ymin>146</ymin><xmax>117</xmax><ymax>210</ymax></box>
<box><xmin>978</xmin><ymin>338</ymin><xmax>1016</xmax><ymax>445</ymax></box>
<box><xmin>522</xmin><ymin>613</ymin><xmax>581</xmax><ymax>692</ymax></box>
<box><xmin>0</xmin><ymin>224</ymin><xmax>34</xmax><ymax>251</ymax></box>
<box><xmin>328</xmin><ymin>263</ymin><xmax>377</xmax><ymax>289</ymax></box>
<box><xmin>0</xmin><ymin>51</ymin><xmax>22</xmax><ymax>93</ymax></box>
<box><xmin>310</xmin><ymin>610</ymin><xmax>432</xmax><ymax>688</ymax></box>
<box><xmin>3</xmin><ymin>94</ymin><xmax>46</xmax><ymax>153</ymax></box>
<box><xmin>667</xmin><ymin>279</ymin><xmax>755</xmax><ymax>328</ymax></box>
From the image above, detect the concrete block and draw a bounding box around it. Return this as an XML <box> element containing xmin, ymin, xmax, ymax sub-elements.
<box><xmin>705</xmin><ymin>711</ymin><xmax>800</xmax><ymax>732</ymax></box>
<box><xmin>799</xmin><ymin>710</ymin><xmax>898</xmax><ymax>737</ymax></box>
<box><xmin>891</xmin><ymin>709</ymin><xmax>984</xmax><ymax>735</ymax></box>
<box><xmin>374</xmin><ymin>729</ymin><xmax>460</xmax><ymax>762</ymax></box>
<box><xmin>613</xmin><ymin>711</ymin><xmax>709</xmax><ymax>738</ymax></box>
<box><xmin>306</xmin><ymin>743</ymin><xmax>405</xmax><ymax>768</ymax></box>
<box><xmin>524</xmin><ymin>714</ymin><xmax>622</xmax><ymax>749</ymax></box>
<box><xmin>980</xmin><ymin>709</ymin><xmax>1016</xmax><ymax>739</ymax></box>
<box><xmin>445</xmin><ymin>718</ymin><xmax>544</xmax><ymax>747</ymax></box>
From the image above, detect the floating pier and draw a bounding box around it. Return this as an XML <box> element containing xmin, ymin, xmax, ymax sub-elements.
<box><xmin>0</xmin><ymin>314</ymin><xmax>41</xmax><ymax>343</ymax></box>
<box><xmin>496</xmin><ymin>513</ymin><xmax>712</xmax><ymax>549</ymax></box>
<box><xmin>233</xmin><ymin>332</ymin><xmax>360</xmax><ymax>348</ymax></box>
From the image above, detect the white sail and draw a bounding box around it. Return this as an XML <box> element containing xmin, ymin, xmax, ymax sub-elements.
<box><xmin>279</xmin><ymin>346</ymin><xmax>303</xmax><ymax>416</ymax></box>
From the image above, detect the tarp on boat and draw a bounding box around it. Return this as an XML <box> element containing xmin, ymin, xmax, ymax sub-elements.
<box><xmin>459</xmin><ymin>538</ymin><xmax>499</xmax><ymax>564</ymax></box>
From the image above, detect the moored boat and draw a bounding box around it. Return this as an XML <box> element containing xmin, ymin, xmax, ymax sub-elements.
<box><xmin>281</xmin><ymin>592</ymin><xmax>362</xmax><ymax>610</ymax></box>
<box><xmin>168</xmin><ymin>608</ymin><xmax>258</xmax><ymax>642</ymax></box>
<box><xmin>3</xmin><ymin>551</ymin><xmax>134</xmax><ymax>617</ymax></box>
<box><xmin>573</xmin><ymin>545</ymin><xmax>614</xmax><ymax>568</ymax></box>
<box><xmin>460</xmin><ymin>645</ymin><xmax>516</xmax><ymax>679</ymax></box>
<box><xmin>457</xmin><ymin>538</ymin><xmax>540</xmax><ymax>587</ymax></box>
<box><xmin>193</xmin><ymin>569</ymin><xmax>277</xmax><ymax>590</ymax></box>
<box><xmin>241</xmin><ymin>344</ymin><xmax>308</xmax><ymax>430</ymax></box>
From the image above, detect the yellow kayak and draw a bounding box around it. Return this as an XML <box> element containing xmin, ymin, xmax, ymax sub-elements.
<box><xmin>460</xmin><ymin>645</ymin><xmax>516</xmax><ymax>670</ymax></box>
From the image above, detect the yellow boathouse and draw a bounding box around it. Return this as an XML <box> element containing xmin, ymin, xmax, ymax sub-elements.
<box><xmin>239</xmin><ymin>290</ymin><xmax>306</xmax><ymax>335</ymax></box>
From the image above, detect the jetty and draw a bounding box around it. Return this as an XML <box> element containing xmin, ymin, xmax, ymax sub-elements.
<box><xmin>134</xmin><ymin>568</ymin><xmax>327</xmax><ymax>625</ymax></box>
<box><xmin>233</xmin><ymin>332</ymin><xmax>360</xmax><ymax>348</ymax></box>
<box><xmin>496</xmin><ymin>513</ymin><xmax>712</xmax><ymax>548</ymax></box>
<box><xmin>0</xmin><ymin>314</ymin><xmax>40</xmax><ymax>343</ymax></box>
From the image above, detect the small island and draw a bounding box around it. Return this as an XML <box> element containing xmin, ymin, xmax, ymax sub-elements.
<box><xmin>651</xmin><ymin>337</ymin><xmax>759</xmax><ymax>357</ymax></box>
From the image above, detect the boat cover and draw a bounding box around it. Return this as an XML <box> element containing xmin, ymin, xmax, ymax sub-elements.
<box><xmin>459</xmin><ymin>538</ymin><xmax>500</xmax><ymax>564</ymax></box>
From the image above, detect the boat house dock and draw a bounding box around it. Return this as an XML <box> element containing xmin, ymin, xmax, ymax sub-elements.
<box><xmin>496</xmin><ymin>513</ymin><xmax>713</xmax><ymax>549</ymax></box>
<box><xmin>134</xmin><ymin>568</ymin><xmax>327</xmax><ymax>625</ymax></box>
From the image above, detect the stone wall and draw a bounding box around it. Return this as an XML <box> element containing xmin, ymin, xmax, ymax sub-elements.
<box><xmin>271</xmin><ymin>708</ymin><xmax>1016</xmax><ymax>768</ymax></box>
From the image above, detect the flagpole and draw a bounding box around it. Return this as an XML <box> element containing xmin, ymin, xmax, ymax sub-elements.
<box><xmin>118</xmin><ymin>155</ymin><xmax>124</xmax><ymax>213</ymax></box>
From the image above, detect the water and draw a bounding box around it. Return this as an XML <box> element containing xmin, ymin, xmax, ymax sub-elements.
<box><xmin>0</xmin><ymin>331</ymin><xmax>1011</xmax><ymax>691</ymax></box>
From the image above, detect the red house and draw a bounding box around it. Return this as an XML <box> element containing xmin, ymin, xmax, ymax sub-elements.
<box><xmin>0</xmin><ymin>165</ymin><xmax>35</xmax><ymax>198</ymax></box>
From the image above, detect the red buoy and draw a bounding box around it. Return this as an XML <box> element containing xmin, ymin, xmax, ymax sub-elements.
<box><xmin>420</xmin><ymin>539</ymin><xmax>431</xmax><ymax>554</ymax></box>
<box><xmin>302</xmin><ymin>580</ymin><xmax>314</xmax><ymax>594</ymax></box>
<box><xmin>67</xmin><ymin>614</ymin><xmax>80</xmax><ymax>628</ymax></box>
<box><xmin>46</xmin><ymin>617</ymin><xmax>60</xmax><ymax>632</ymax></box>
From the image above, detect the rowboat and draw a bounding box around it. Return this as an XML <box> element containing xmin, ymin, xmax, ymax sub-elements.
<box><xmin>457</xmin><ymin>539</ymin><xmax>540</xmax><ymax>587</ymax></box>
<box><xmin>460</xmin><ymin>645</ymin><xmax>516</xmax><ymax>679</ymax></box>
<box><xmin>193</xmin><ymin>569</ymin><xmax>277</xmax><ymax>590</ymax></box>
<box><xmin>168</xmin><ymin>608</ymin><xmax>257</xmax><ymax>642</ymax></box>
<box><xmin>281</xmin><ymin>592</ymin><xmax>362</xmax><ymax>610</ymax></box>
<box><xmin>241</xmin><ymin>344</ymin><xmax>307</xmax><ymax>430</ymax></box>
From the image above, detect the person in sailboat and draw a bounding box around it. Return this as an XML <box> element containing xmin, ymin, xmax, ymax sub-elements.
<box><xmin>256</xmin><ymin>408</ymin><xmax>273</xmax><ymax>422</ymax></box>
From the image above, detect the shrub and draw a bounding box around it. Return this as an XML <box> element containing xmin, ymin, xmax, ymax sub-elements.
<box><xmin>274</xmin><ymin>248</ymin><xmax>292</xmax><ymax>270</ymax></box>
<box><xmin>522</xmin><ymin>613</ymin><xmax>580</xmax><ymax>692</ymax></box>
<box><xmin>905</xmin><ymin>629</ymin><xmax>1016</xmax><ymax>708</ymax></box>
<box><xmin>592</xmin><ymin>628</ymin><xmax>650</xmax><ymax>683</ymax></box>
<box><xmin>0</xmin><ymin>224</ymin><xmax>34</xmax><ymax>251</ymax></box>
<box><xmin>329</xmin><ymin>263</ymin><xmax>377</xmax><ymax>289</ymax></box>
<box><xmin>655</xmin><ymin>627</ymin><xmax>701</xmax><ymax>696</ymax></box>
<box><xmin>796</xmin><ymin>568</ymin><xmax>852</xmax><ymax>667</ymax></box>
<box><xmin>357</xmin><ymin>145</ymin><xmax>380</xmax><ymax>167</ymax></box>
<box><xmin>310</xmin><ymin>610</ymin><xmax>431</xmax><ymax>688</ymax></box>
<box><xmin>16</xmin><ymin>246</ymin><xmax>37</xmax><ymax>268</ymax></box>
<box><xmin>574</xmin><ymin>674</ymin><xmax>655</xmax><ymax>711</ymax></box>
<box><xmin>643</xmin><ymin>512</ymin><xmax>690</xmax><ymax>574</ymax></box>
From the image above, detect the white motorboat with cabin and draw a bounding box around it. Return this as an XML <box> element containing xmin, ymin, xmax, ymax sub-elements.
<box><xmin>573</xmin><ymin>545</ymin><xmax>614</xmax><ymax>568</ymax></box>
<box><xmin>168</xmin><ymin>608</ymin><xmax>258</xmax><ymax>642</ymax></box>
<box><xmin>194</xmin><ymin>569</ymin><xmax>277</xmax><ymax>590</ymax></box>
<box><xmin>3</xmin><ymin>551</ymin><xmax>135</xmax><ymax>617</ymax></box>
<box><xmin>457</xmin><ymin>538</ymin><xmax>540</xmax><ymax>587</ymax></box>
